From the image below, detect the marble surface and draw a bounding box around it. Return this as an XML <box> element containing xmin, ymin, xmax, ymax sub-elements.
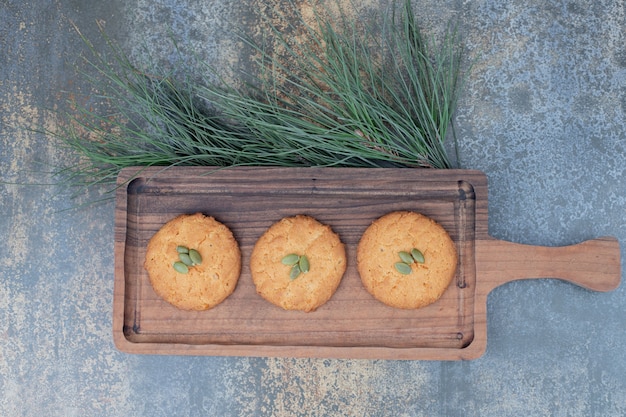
<box><xmin>1</xmin><ymin>0</ymin><xmax>625</xmax><ymax>415</ymax></box>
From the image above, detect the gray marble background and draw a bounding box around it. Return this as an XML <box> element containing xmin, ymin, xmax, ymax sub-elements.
<box><xmin>1</xmin><ymin>0</ymin><xmax>625</xmax><ymax>415</ymax></box>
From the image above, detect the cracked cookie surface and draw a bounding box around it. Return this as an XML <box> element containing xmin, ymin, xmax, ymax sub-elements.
<box><xmin>357</xmin><ymin>211</ymin><xmax>457</xmax><ymax>309</ymax></box>
<box><xmin>250</xmin><ymin>215</ymin><xmax>346</xmax><ymax>312</ymax></box>
<box><xmin>144</xmin><ymin>212</ymin><xmax>241</xmax><ymax>310</ymax></box>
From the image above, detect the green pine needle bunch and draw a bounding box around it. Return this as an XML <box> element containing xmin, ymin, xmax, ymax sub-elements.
<box><xmin>51</xmin><ymin>0</ymin><xmax>465</xmax><ymax>188</ymax></box>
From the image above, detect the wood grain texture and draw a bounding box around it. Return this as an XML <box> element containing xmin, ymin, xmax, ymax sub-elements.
<box><xmin>112</xmin><ymin>167</ymin><xmax>621</xmax><ymax>360</ymax></box>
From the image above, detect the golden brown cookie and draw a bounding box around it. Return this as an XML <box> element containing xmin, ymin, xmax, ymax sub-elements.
<box><xmin>250</xmin><ymin>215</ymin><xmax>347</xmax><ymax>312</ymax></box>
<box><xmin>144</xmin><ymin>213</ymin><xmax>241</xmax><ymax>311</ymax></box>
<box><xmin>357</xmin><ymin>211</ymin><xmax>457</xmax><ymax>309</ymax></box>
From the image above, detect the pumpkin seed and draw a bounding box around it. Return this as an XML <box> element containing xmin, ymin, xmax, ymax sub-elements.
<box><xmin>178</xmin><ymin>252</ymin><xmax>193</xmax><ymax>266</ymax></box>
<box><xmin>398</xmin><ymin>251</ymin><xmax>414</xmax><ymax>264</ymax></box>
<box><xmin>411</xmin><ymin>248</ymin><xmax>425</xmax><ymax>263</ymax></box>
<box><xmin>290</xmin><ymin>264</ymin><xmax>302</xmax><ymax>280</ymax></box>
<box><xmin>299</xmin><ymin>255</ymin><xmax>310</xmax><ymax>273</ymax></box>
<box><xmin>394</xmin><ymin>262</ymin><xmax>412</xmax><ymax>275</ymax></box>
<box><xmin>173</xmin><ymin>261</ymin><xmax>189</xmax><ymax>274</ymax></box>
<box><xmin>281</xmin><ymin>253</ymin><xmax>300</xmax><ymax>266</ymax></box>
<box><xmin>176</xmin><ymin>245</ymin><xmax>189</xmax><ymax>254</ymax></box>
<box><xmin>188</xmin><ymin>249</ymin><xmax>202</xmax><ymax>265</ymax></box>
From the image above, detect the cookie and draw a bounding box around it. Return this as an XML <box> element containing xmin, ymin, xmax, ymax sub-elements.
<box><xmin>250</xmin><ymin>215</ymin><xmax>347</xmax><ymax>312</ymax></box>
<box><xmin>144</xmin><ymin>213</ymin><xmax>241</xmax><ymax>311</ymax></box>
<box><xmin>357</xmin><ymin>211</ymin><xmax>457</xmax><ymax>309</ymax></box>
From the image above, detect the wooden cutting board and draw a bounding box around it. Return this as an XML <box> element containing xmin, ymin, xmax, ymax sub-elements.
<box><xmin>113</xmin><ymin>167</ymin><xmax>620</xmax><ymax>360</ymax></box>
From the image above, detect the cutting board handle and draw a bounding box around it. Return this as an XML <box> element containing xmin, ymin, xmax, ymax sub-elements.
<box><xmin>476</xmin><ymin>236</ymin><xmax>621</xmax><ymax>293</ymax></box>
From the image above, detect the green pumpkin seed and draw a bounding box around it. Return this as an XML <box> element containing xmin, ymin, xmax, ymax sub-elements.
<box><xmin>299</xmin><ymin>255</ymin><xmax>310</xmax><ymax>273</ymax></box>
<box><xmin>178</xmin><ymin>252</ymin><xmax>193</xmax><ymax>266</ymax></box>
<box><xmin>289</xmin><ymin>264</ymin><xmax>302</xmax><ymax>280</ymax></box>
<box><xmin>176</xmin><ymin>245</ymin><xmax>189</xmax><ymax>254</ymax></box>
<box><xmin>411</xmin><ymin>248</ymin><xmax>425</xmax><ymax>263</ymax></box>
<box><xmin>281</xmin><ymin>253</ymin><xmax>300</xmax><ymax>266</ymax></box>
<box><xmin>173</xmin><ymin>261</ymin><xmax>189</xmax><ymax>274</ymax></box>
<box><xmin>188</xmin><ymin>249</ymin><xmax>202</xmax><ymax>265</ymax></box>
<box><xmin>394</xmin><ymin>262</ymin><xmax>412</xmax><ymax>275</ymax></box>
<box><xmin>398</xmin><ymin>251</ymin><xmax>414</xmax><ymax>264</ymax></box>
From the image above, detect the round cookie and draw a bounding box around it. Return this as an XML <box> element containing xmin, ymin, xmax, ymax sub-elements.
<box><xmin>144</xmin><ymin>213</ymin><xmax>241</xmax><ymax>311</ymax></box>
<box><xmin>357</xmin><ymin>211</ymin><xmax>457</xmax><ymax>309</ymax></box>
<box><xmin>250</xmin><ymin>215</ymin><xmax>347</xmax><ymax>312</ymax></box>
